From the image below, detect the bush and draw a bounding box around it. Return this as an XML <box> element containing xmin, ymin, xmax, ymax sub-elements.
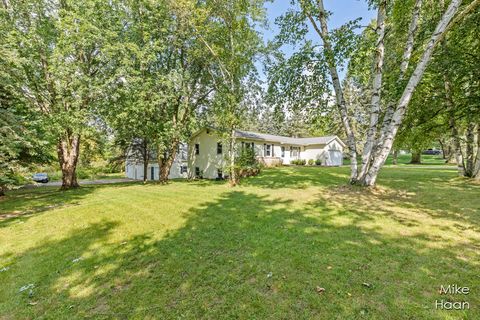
<box><xmin>308</xmin><ymin>159</ymin><xmax>315</xmax><ymax>166</ymax></box>
<box><xmin>315</xmin><ymin>159</ymin><xmax>322</xmax><ymax>166</ymax></box>
<box><xmin>291</xmin><ymin>159</ymin><xmax>306</xmax><ymax>166</ymax></box>
<box><xmin>235</xmin><ymin>147</ymin><xmax>261</xmax><ymax>178</ymax></box>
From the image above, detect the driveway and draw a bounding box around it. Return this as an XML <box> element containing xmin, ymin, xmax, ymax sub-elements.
<box><xmin>25</xmin><ymin>178</ymin><xmax>136</xmax><ymax>188</ymax></box>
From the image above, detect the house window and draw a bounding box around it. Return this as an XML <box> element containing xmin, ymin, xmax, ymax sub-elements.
<box><xmin>151</xmin><ymin>167</ymin><xmax>155</xmax><ymax>180</ymax></box>
<box><xmin>281</xmin><ymin>147</ymin><xmax>285</xmax><ymax>158</ymax></box>
<box><xmin>217</xmin><ymin>169</ymin><xmax>223</xmax><ymax>179</ymax></box>
<box><xmin>265</xmin><ymin>144</ymin><xmax>271</xmax><ymax>157</ymax></box>
<box><xmin>195</xmin><ymin>143</ymin><xmax>199</xmax><ymax>155</ymax></box>
<box><xmin>291</xmin><ymin>146</ymin><xmax>299</xmax><ymax>158</ymax></box>
<box><xmin>180</xmin><ymin>166</ymin><xmax>187</xmax><ymax>174</ymax></box>
<box><xmin>217</xmin><ymin>142</ymin><xmax>222</xmax><ymax>154</ymax></box>
<box><xmin>195</xmin><ymin>167</ymin><xmax>200</xmax><ymax>177</ymax></box>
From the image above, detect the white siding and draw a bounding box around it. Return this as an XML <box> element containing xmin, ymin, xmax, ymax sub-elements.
<box><xmin>189</xmin><ymin>129</ymin><xmax>226</xmax><ymax>179</ymax></box>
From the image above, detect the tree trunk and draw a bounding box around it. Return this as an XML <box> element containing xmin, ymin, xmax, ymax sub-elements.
<box><xmin>229</xmin><ymin>128</ymin><xmax>238</xmax><ymax>186</ymax></box>
<box><xmin>473</xmin><ymin>124</ymin><xmax>480</xmax><ymax>179</ymax></box>
<box><xmin>438</xmin><ymin>139</ymin><xmax>447</xmax><ymax>160</ymax></box>
<box><xmin>57</xmin><ymin>133</ymin><xmax>81</xmax><ymax>190</ymax></box>
<box><xmin>465</xmin><ymin>123</ymin><xmax>475</xmax><ymax>177</ymax></box>
<box><xmin>445</xmin><ymin>77</ymin><xmax>465</xmax><ymax>176</ymax></box>
<box><xmin>142</xmin><ymin>139</ymin><xmax>148</xmax><ymax>183</ymax></box>
<box><xmin>410</xmin><ymin>151</ymin><xmax>421</xmax><ymax>164</ymax></box>
<box><xmin>0</xmin><ymin>187</ymin><xmax>5</xmax><ymax>197</ymax></box>
<box><xmin>392</xmin><ymin>149</ymin><xmax>399</xmax><ymax>165</ymax></box>
<box><xmin>159</xmin><ymin>140</ymin><xmax>179</xmax><ymax>183</ymax></box>
<box><xmin>359</xmin><ymin>0</ymin><xmax>386</xmax><ymax>181</ymax></box>
<box><xmin>361</xmin><ymin>0</ymin><xmax>463</xmax><ymax>187</ymax></box>
<box><xmin>307</xmin><ymin>0</ymin><xmax>359</xmax><ymax>183</ymax></box>
<box><xmin>450</xmin><ymin>118</ymin><xmax>465</xmax><ymax>176</ymax></box>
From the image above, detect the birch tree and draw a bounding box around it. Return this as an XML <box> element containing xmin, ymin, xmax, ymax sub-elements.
<box><xmin>195</xmin><ymin>0</ymin><xmax>266</xmax><ymax>186</ymax></box>
<box><xmin>272</xmin><ymin>0</ymin><xmax>479</xmax><ymax>186</ymax></box>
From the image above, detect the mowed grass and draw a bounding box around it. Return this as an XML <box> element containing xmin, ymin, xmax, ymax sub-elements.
<box><xmin>0</xmin><ymin>167</ymin><xmax>479</xmax><ymax>319</ymax></box>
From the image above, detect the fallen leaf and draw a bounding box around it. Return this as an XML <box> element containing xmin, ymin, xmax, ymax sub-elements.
<box><xmin>362</xmin><ymin>282</ymin><xmax>373</xmax><ymax>288</ymax></box>
<box><xmin>28</xmin><ymin>302</ymin><xmax>38</xmax><ymax>306</ymax></box>
<box><xmin>315</xmin><ymin>286</ymin><xmax>325</xmax><ymax>294</ymax></box>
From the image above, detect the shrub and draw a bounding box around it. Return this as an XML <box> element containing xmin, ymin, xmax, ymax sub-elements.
<box><xmin>291</xmin><ymin>159</ymin><xmax>306</xmax><ymax>166</ymax></box>
<box><xmin>236</xmin><ymin>147</ymin><xmax>260</xmax><ymax>178</ymax></box>
<box><xmin>315</xmin><ymin>159</ymin><xmax>322</xmax><ymax>166</ymax></box>
<box><xmin>308</xmin><ymin>159</ymin><xmax>315</xmax><ymax>166</ymax></box>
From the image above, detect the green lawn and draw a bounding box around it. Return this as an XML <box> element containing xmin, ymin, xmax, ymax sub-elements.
<box><xmin>1</xmin><ymin>167</ymin><xmax>479</xmax><ymax>319</ymax></box>
<box><xmin>344</xmin><ymin>153</ymin><xmax>451</xmax><ymax>166</ymax></box>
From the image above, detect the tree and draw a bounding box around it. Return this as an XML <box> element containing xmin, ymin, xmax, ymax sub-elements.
<box><xmin>0</xmin><ymin>85</ymin><xmax>52</xmax><ymax>195</ymax></box>
<box><xmin>271</xmin><ymin>0</ymin><xmax>479</xmax><ymax>186</ymax></box>
<box><xmin>103</xmin><ymin>0</ymin><xmax>216</xmax><ymax>183</ymax></box>
<box><xmin>1</xmin><ymin>0</ymin><xmax>122</xmax><ymax>189</ymax></box>
<box><xmin>196</xmin><ymin>0</ymin><xmax>267</xmax><ymax>186</ymax></box>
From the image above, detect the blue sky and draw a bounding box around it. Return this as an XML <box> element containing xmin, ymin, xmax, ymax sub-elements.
<box><xmin>259</xmin><ymin>0</ymin><xmax>376</xmax><ymax>79</ymax></box>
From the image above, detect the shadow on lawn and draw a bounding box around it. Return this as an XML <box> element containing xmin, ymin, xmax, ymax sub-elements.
<box><xmin>242</xmin><ymin>166</ymin><xmax>350</xmax><ymax>189</ymax></box>
<box><xmin>2</xmin><ymin>190</ymin><xmax>478</xmax><ymax>319</ymax></box>
<box><xmin>246</xmin><ymin>166</ymin><xmax>480</xmax><ymax>228</ymax></box>
<box><xmin>0</xmin><ymin>183</ymin><xmax>135</xmax><ymax>228</ymax></box>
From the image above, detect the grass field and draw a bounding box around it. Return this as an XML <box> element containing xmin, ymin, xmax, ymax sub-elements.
<box><xmin>344</xmin><ymin>153</ymin><xmax>451</xmax><ymax>166</ymax></box>
<box><xmin>1</xmin><ymin>166</ymin><xmax>479</xmax><ymax>319</ymax></box>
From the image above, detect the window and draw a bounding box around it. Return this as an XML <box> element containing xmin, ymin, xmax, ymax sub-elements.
<box><xmin>151</xmin><ymin>167</ymin><xmax>155</xmax><ymax>180</ymax></box>
<box><xmin>217</xmin><ymin>142</ymin><xmax>222</xmax><ymax>154</ymax></box>
<box><xmin>195</xmin><ymin>167</ymin><xmax>200</xmax><ymax>177</ymax></box>
<box><xmin>291</xmin><ymin>146</ymin><xmax>299</xmax><ymax>158</ymax></box>
<box><xmin>195</xmin><ymin>143</ymin><xmax>200</xmax><ymax>155</ymax></box>
<box><xmin>265</xmin><ymin>144</ymin><xmax>271</xmax><ymax>157</ymax></box>
<box><xmin>281</xmin><ymin>146</ymin><xmax>285</xmax><ymax>158</ymax></box>
<box><xmin>217</xmin><ymin>169</ymin><xmax>223</xmax><ymax>179</ymax></box>
<box><xmin>180</xmin><ymin>166</ymin><xmax>187</xmax><ymax>174</ymax></box>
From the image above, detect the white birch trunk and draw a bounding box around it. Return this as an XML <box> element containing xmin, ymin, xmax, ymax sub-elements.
<box><xmin>400</xmin><ymin>0</ymin><xmax>423</xmax><ymax>74</ymax></box>
<box><xmin>358</xmin><ymin>1</ymin><xmax>386</xmax><ymax>182</ymax></box>
<box><xmin>473</xmin><ymin>125</ymin><xmax>480</xmax><ymax>179</ymax></box>
<box><xmin>363</xmin><ymin>0</ymin><xmax>464</xmax><ymax>186</ymax></box>
<box><xmin>374</xmin><ymin>0</ymin><xmax>422</xmax><ymax>162</ymax></box>
<box><xmin>311</xmin><ymin>0</ymin><xmax>359</xmax><ymax>182</ymax></box>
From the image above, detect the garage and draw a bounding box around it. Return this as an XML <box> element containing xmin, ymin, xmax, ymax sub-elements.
<box><xmin>326</xmin><ymin>150</ymin><xmax>343</xmax><ymax>166</ymax></box>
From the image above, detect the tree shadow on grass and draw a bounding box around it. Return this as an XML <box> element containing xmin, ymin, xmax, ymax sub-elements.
<box><xmin>242</xmin><ymin>166</ymin><xmax>350</xmax><ymax>189</ymax></box>
<box><xmin>1</xmin><ymin>191</ymin><xmax>478</xmax><ymax>319</ymax></box>
<box><xmin>246</xmin><ymin>166</ymin><xmax>480</xmax><ymax>229</ymax></box>
<box><xmin>0</xmin><ymin>183</ymin><xmax>136</xmax><ymax>228</ymax></box>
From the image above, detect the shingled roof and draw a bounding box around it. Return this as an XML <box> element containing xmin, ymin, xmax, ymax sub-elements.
<box><xmin>234</xmin><ymin>129</ymin><xmax>343</xmax><ymax>147</ymax></box>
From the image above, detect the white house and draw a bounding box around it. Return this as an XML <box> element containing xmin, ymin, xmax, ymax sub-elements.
<box><xmin>125</xmin><ymin>143</ymin><xmax>188</xmax><ymax>180</ymax></box>
<box><xmin>125</xmin><ymin>128</ymin><xmax>345</xmax><ymax>181</ymax></box>
<box><xmin>188</xmin><ymin>128</ymin><xmax>345</xmax><ymax>180</ymax></box>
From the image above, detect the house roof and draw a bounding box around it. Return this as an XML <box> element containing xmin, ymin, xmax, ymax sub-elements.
<box><xmin>190</xmin><ymin>127</ymin><xmax>345</xmax><ymax>147</ymax></box>
<box><xmin>235</xmin><ymin>129</ymin><xmax>345</xmax><ymax>147</ymax></box>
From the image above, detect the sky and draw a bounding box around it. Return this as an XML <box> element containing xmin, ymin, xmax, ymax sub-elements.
<box><xmin>259</xmin><ymin>0</ymin><xmax>376</xmax><ymax>79</ymax></box>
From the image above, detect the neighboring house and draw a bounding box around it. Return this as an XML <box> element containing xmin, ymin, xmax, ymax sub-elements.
<box><xmin>189</xmin><ymin>127</ymin><xmax>345</xmax><ymax>180</ymax></box>
<box><xmin>125</xmin><ymin>143</ymin><xmax>188</xmax><ymax>180</ymax></box>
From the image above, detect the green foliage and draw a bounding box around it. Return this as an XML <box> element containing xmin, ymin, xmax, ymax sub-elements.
<box><xmin>315</xmin><ymin>159</ymin><xmax>322</xmax><ymax>166</ymax></box>
<box><xmin>290</xmin><ymin>159</ymin><xmax>306</xmax><ymax>166</ymax></box>
<box><xmin>236</xmin><ymin>147</ymin><xmax>258</xmax><ymax>168</ymax></box>
<box><xmin>307</xmin><ymin>159</ymin><xmax>315</xmax><ymax>166</ymax></box>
